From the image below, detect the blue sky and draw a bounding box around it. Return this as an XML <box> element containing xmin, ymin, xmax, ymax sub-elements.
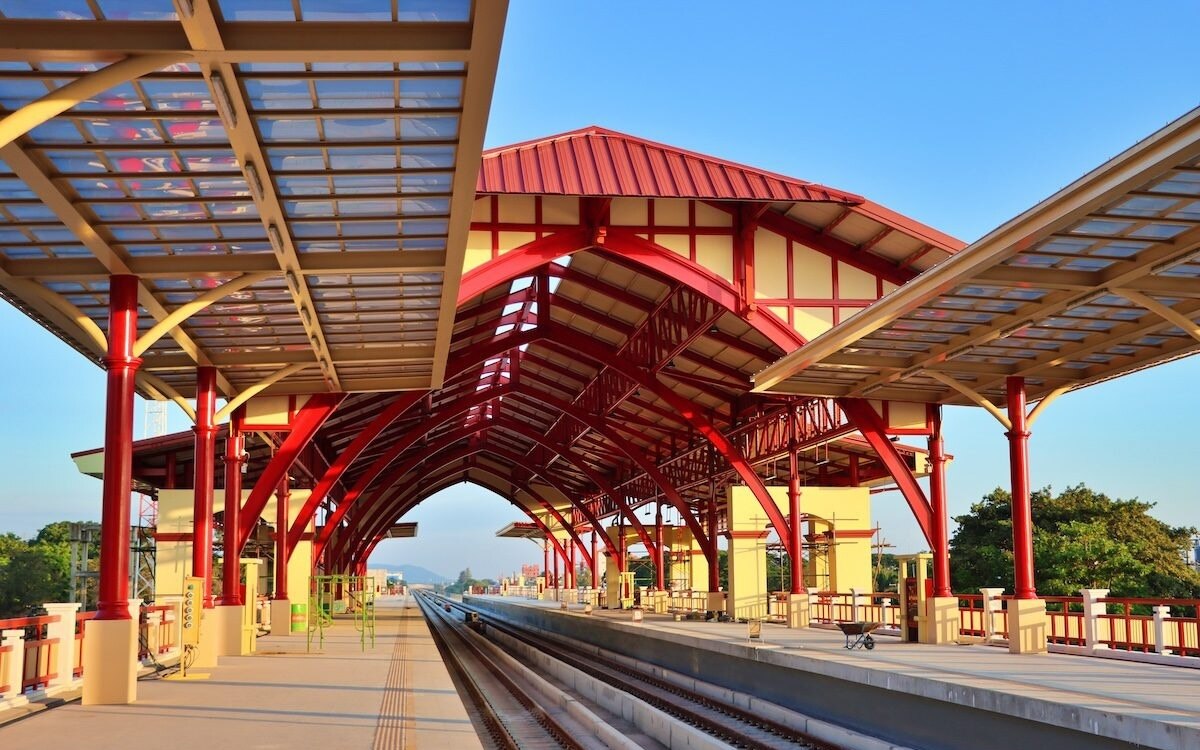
<box><xmin>3</xmin><ymin>2</ymin><xmax>1199</xmax><ymax>581</ymax></box>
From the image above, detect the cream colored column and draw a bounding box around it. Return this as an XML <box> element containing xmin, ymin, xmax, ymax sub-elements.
<box><xmin>726</xmin><ymin>486</ymin><xmax>769</xmax><ymax>620</ymax></box>
<box><xmin>81</xmin><ymin>616</ymin><xmax>138</xmax><ymax>705</ymax></box>
<box><xmin>42</xmin><ymin>603</ymin><xmax>82</xmax><ymax>689</ymax></box>
<box><xmin>1008</xmin><ymin>598</ymin><xmax>1049</xmax><ymax>654</ymax></box>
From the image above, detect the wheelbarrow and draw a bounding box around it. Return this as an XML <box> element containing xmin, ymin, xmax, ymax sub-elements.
<box><xmin>836</xmin><ymin>621</ymin><xmax>882</xmax><ymax>650</ymax></box>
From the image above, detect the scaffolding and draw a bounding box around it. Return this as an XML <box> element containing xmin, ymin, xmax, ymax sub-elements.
<box><xmin>307</xmin><ymin>575</ymin><xmax>376</xmax><ymax>653</ymax></box>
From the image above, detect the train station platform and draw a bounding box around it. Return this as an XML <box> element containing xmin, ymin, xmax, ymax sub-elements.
<box><xmin>467</xmin><ymin>595</ymin><xmax>1200</xmax><ymax>750</ymax></box>
<box><xmin>0</xmin><ymin>596</ymin><xmax>480</xmax><ymax>750</ymax></box>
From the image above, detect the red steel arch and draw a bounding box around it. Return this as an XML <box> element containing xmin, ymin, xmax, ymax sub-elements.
<box><xmin>336</xmin><ymin>415</ymin><xmax>667</xmax><ymax>568</ymax></box>
<box><xmin>320</xmin><ymin>423</ymin><xmax>606</xmax><ymax>569</ymax></box>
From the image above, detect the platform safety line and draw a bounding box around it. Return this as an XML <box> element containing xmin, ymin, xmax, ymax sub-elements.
<box><xmin>373</xmin><ymin>608</ymin><xmax>412</xmax><ymax>749</ymax></box>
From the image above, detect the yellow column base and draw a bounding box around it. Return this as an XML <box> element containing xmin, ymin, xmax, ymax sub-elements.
<box><xmin>192</xmin><ymin>608</ymin><xmax>220</xmax><ymax>668</ymax></box>
<box><xmin>81</xmin><ymin>617</ymin><xmax>138</xmax><ymax>705</ymax></box>
<box><xmin>787</xmin><ymin>594</ymin><xmax>810</xmax><ymax>628</ymax></box>
<box><xmin>270</xmin><ymin>599</ymin><xmax>296</xmax><ymax>636</ymax></box>
<box><xmin>921</xmin><ymin>597</ymin><xmax>960</xmax><ymax>644</ymax></box>
<box><xmin>213</xmin><ymin>604</ymin><xmax>247</xmax><ymax>656</ymax></box>
<box><xmin>707</xmin><ymin>591</ymin><xmax>725</xmax><ymax>613</ymax></box>
<box><xmin>1008</xmin><ymin>598</ymin><xmax>1048</xmax><ymax>654</ymax></box>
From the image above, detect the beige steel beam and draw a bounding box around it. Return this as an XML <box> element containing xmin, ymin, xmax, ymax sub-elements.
<box><xmin>175</xmin><ymin>0</ymin><xmax>342</xmax><ymax>389</ymax></box>
<box><xmin>144</xmin><ymin>345</ymin><xmax>436</xmax><ymax>370</ymax></box>
<box><xmin>753</xmin><ymin>106</ymin><xmax>1200</xmax><ymax>394</ymax></box>
<box><xmin>0</xmin><ymin>141</ymin><xmax>236</xmax><ymax>397</ymax></box>
<box><xmin>0</xmin><ymin>54</ymin><xmax>184</xmax><ymax>149</ymax></box>
<box><xmin>133</xmin><ymin>272</ymin><xmax>274</xmax><ymax>357</ymax></box>
<box><xmin>1</xmin><ymin>250</ymin><xmax>448</xmax><ymax>281</ymax></box>
<box><xmin>429</xmin><ymin>0</ymin><xmax>509</xmax><ymax>387</ymax></box>
<box><xmin>0</xmin><ymin>20</ymin><xmax>474</xmax><ymax>62</ymax></box>
<box><xmin>847</xmin><ymin>226</ymin><xmax>1200</xmax><ymax>398</ymax></box>
<box><xmin>214</xmin><ymin>363</ymin><xmax>311</xmax><ymax>424</ymax></box>
<box><xmin>261</xmin><ymin>375</ymin><xmax>429</xmax><ymax>396</ymax></box>
<box><xmin>1114</xmin><ymin>288</ymin><xmax>1200</xmax><ymax>343</ymax></box>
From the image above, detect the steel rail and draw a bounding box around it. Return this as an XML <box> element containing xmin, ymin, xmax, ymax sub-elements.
<box><xmin>438</xmin><ymin>595</ymin><xmax>839</xmax><ymax>750</ymax></box>
<box><xmin>413</xmin><ymin>592</ymin><xmax>587</xmax><ymax>750</ymax></box>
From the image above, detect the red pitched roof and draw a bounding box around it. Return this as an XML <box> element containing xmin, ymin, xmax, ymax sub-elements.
<box><xmin>477</xmin><ymin>126</ymin><xmax>863</xmax><ymax>204</ymax></box>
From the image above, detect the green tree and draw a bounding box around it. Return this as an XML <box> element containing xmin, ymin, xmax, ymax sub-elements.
<box><xmin>0</xmin><ymin>523</ymin><xmax>74</xmax><ymax>617</ymax></box>
<box><xmin>950</xmin><ymin>484</ymin><xmax>1200</xmax><ymax>598</ymax></box>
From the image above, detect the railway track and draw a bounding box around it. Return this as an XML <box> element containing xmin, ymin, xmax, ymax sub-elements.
<box><xmin>414</xmin><ymin>591</ymin><xmax>591</xmax><ymax>750</ymax></box>
<box><xmin>424</xmin><ymin>592</ymin><xmax>839</xmax><ymax>750</ymax></box>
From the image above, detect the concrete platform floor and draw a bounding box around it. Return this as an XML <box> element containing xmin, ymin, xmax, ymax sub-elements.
<box><xmin>0</xmin><ymin>596</ymin><xmax>481</xmax><ymax>750</ymax></box>
<box><xmin>482</xmin><ymin>596</ymin><xmax>1200</xmax><ymax>749</ymax></box>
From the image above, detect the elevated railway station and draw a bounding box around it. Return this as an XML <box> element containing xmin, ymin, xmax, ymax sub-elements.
<box><xmin>2</xmin><ymin>2</ymin><xmax>1200</xmax><ymax>748</ymax></box>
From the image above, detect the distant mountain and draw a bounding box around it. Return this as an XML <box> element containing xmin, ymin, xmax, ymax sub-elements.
<box><xmin>378</xmin><ymin>563</ymin><xmax>451</xmax><ymax>585</ymax></box>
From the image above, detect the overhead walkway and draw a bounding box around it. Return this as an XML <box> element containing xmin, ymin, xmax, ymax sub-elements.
<box><xmin>0</xmin><ymin>597</ymin><xmax>480</xmax><ymax>750</ymax></box>
<box><xmin>467</xmin><ymin>596</ymin><xmax>1200</xmax><ymax>750</ymax></box>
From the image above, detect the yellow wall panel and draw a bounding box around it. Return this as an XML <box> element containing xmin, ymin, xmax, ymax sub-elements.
<box><xmin>654</xmin><ymin>198</ymin><xmax>689</xmax><ymax>226</ymax></box>
<box><xmin>694</xmin><ymin>201</ymin><xmax>733</xmax><ymax>227</ymax></box>
<box><xmin>887</xmin><ymin>401</ymin><xmax>928</xmax><ymax>431</ymax></box>
<box><xmin>611</xmin><ymin>197</ymin><xmax>647</xmax><ymax>225</ymax></box>
<box><xmin>463</xmin><ymin>246</ymin><xmax>491</xmax><ymax>273</ymax></box>
<box><xmin>497</xmin><ymin>231</ymin><xmax>537</xmax><ymax>254</ymax></box>
<box><xmin>657</xmin><ymin>233</ymin><xmax>690</xmax><ymax>258</ymax></box>
<box><xmin>498</xmin><ymin>194</ymin><xmax>536</xmax><ymax>224</ymax></box>
<box><xmin>792</xmin><ymin>244</ymin><xmax>833</xmax><ymax>298</ymax></box>
<box><xmin>245</xmin><ymin>395</ymin><xmax>308</xmax><ymax>426</ymax></box>
<box><xmin>838</xmin><ymin>261</ymin><xmax>878</xmax><ymax>299</ymax></box>
<box><xmin>793</xmin><ymin>307</ymin><xmax>833</xmax><ymax>341</ymax></box>
<box><xmin>473</xmin><ymin>196</ymin><xmax>491</xmax><ymax>222</ymax></box>
<box><xmin>883</xmin><ymin>280</ymin><xmax>899</xmax><ymax>295</ymax></box>
<box><xmin>695</xmin><ymin>234</ymin><xmax>733</xmax><ymax>282</ymax></box>
<box><xmin>839</xmin><ymin>306</ymin><xmax>865</xmax><ymax>322</ymax></box>
<box><xmin>541</xmin><ymin>196</ymin><xmax>579</xmax><ymax>225</ymax></box>
<box><xmin>754</xmin><ymin>228</ymin><xmax>787</xmax><ymax>298</ymax></box>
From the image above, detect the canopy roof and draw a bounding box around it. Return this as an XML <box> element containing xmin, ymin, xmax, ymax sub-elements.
<box><xmin>496</xmin><ymin>521</ymin><xmax>543</xmax><ymax>540</ymax></box>
<box><xmin>754</xmin><ymin>106</ymin><xmax>1200</xmax><ymax>406</ymax></box>
<box><xmin>0</xmin><ymin>0</ymin><xmax>507</xmax><ymax>399</ymax></box>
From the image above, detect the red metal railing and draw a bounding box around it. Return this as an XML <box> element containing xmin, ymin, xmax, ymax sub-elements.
<box><xmin>75</xmin><ymin>611</ymin><xmax>96</xmax><ymax>678</ymax></box>
<box><xmin>137</xmin><ymin>605</ymin><xmax>176</xmax><ymax>660</ymax></box>
<box><xmin>0</xmin><ymin>615</ymin><xmax>59</xmax><ymax>693</ymax></box>
<box><xmin>1043</xmin><ymin>596</ymin><xmax>1085</xmax><ymax>647</ymax></box>
<box><xmin>956</xmin><ymin>594</ymin><xmax>986</xmax><ymax>637</ymax></box>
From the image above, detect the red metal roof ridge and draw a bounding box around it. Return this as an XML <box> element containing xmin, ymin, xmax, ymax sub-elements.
<box><xmin>479</xmin><ymin>125</ymin><xmax>866</xmax><ymax>204</ymax></box>
<box><xmin>854</xmin><ymin>199</ymin><xmax>966</xmax><ymax>254</ymax></box>
<box><xmin>71</xmin><ymin>424</ymin><xmax>230</xmax><ymax>459</ymax></box>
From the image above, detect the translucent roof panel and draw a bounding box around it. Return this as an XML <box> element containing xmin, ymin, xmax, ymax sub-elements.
<box><xmin>755</xmin><ymin>106</ymin><xmax>1200</xmax><ymax>405</ymax></box>
<box><xmin>0</xmin><ymin>0</ymin><xmax>504</xmax><ymax>395</ymax></box>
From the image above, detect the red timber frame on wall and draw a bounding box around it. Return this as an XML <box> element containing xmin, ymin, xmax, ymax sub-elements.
<box><xmin>295</xmin><ymin>213</ymin><xmax>946</xmax><ymax>581</ymax></box>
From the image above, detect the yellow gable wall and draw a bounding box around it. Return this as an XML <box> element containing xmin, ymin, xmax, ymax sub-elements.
<box><xmin>465</xmin><ymin>196</ymin><xmax>893</xmax><ymax>340</ymax></box>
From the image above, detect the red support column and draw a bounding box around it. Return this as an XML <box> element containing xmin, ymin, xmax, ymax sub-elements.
<box><xmin>96</xmin><ymin>274</ymin><xmax>140</xmax><ymax>621</ymax></box>
<box><xmin>788</xmin><ymin>446</ymin><xmax>804</xmax><ymax>594</ymax></box>
<box><xmin>929</xmin><ymin>406</ymin><xmax>953</xmax><ymax>598</ymax></box>
<box><xmin>654</xmin><ymin>504</ymin><xmax>665</xmax><ymax>590</ymax></box>
<box><xmin>1006</xmin><ymin>377</ymin><xmax>1037</xmax><ymax>600</ymax></box>
<box><xmin>543</xmin><ymin>540</ymin><xmax>551</xmax><ymax>584</ymax></box>
<box><xmin>553</xmin><ymin>545</ymin><xmax>560</xmax><ymax>589</ymax></box>
<box><xmin>218</xmin><ymin>411</ymin><xmax>244</xmax><ymax>606</ymax></box>
<box><xmin>275</xmin><ymin>477</ymin><xmax>289</xmax><ymax>600</ymax></box>
<box><xmin>192</xmin><ymin>366</ymin><xmax>217</xmax><ymax>608</ymax></box>
<box><xmin>569</xmin><ymin>542</ymin><xmax>577</xmax><ymax>588</ymax></box>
